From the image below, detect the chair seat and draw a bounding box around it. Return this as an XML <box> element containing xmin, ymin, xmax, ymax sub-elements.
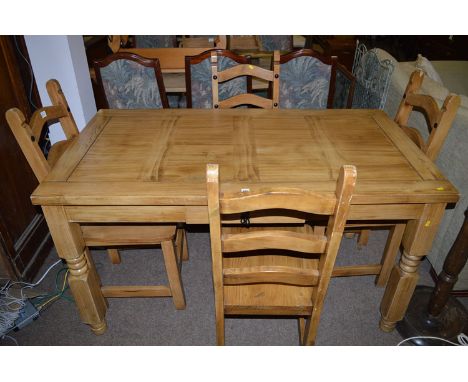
<box><xmin>47</xmin><ymin>138</ymin><xmax>75</xmax><ymax>167</ymax></box>
<box><xmin>223</xmin><ymin>251</ymin><xmax>318</xmax><ymax>315</ymax></box>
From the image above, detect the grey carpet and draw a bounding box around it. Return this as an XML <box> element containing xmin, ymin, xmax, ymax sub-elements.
<box><xmin>4</xmin><ymin>227</ymin><xmax>462</xmax><ymax>346</ymax></box>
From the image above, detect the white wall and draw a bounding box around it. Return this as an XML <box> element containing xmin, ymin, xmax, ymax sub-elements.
<box><xmin>24</xmin><ymin>35</ymin><xmax>96</xmax><ymax>143</ymax></box>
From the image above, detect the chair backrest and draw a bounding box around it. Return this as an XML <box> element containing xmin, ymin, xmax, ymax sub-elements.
<box><xmin>279</xmin><ymin>49</ymin><xmax>354</xmax><ymax>109</ymax></box>
<box><xmin>258</xmin><ymin>35</ymin><xmax>293</xmax><ymax>52</ymax></box>
<box><xmin>351</xmin><ymin>42</ymin><xmax>394</xmax><ymax>110</ymax></box>
<box><xmin>206</xmin><ymin>163</ymin><xmax>357</xmax><ymax>344</ymax></box>
<box><xmin>394</xmin><ymin>70</ymin><xmax>461</xmax><ymax>161</ymax></box>
<box><xmin>211</xmin><ymin>50</ymin><xmax>280</xmax><ymax>109</ymax></box>
<box><xmin>93</xmin><ymin>52</ymin><xmax>169</xmax><ymax>109</ymax></box>
<box><xmin>5</xmin><ymin>79</ymin><xmax>79</xmax><ymax>183</ymax></box>
<box><xmin>185</xmin><ymin>49</ymin><xmax>252</xmax><ymax>109</ymax></box>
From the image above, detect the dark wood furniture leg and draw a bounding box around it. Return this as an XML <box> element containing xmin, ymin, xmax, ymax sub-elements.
<box><xmin>396</xmin><ymin>208</ymin><xmax>468</xmax><ymax>345</ymax></box>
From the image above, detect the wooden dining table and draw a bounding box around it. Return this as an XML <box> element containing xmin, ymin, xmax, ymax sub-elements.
<box><xmin>31</xmin><ymin>108</ymin><xmax>459</xmax><ymax>335</ymax></box>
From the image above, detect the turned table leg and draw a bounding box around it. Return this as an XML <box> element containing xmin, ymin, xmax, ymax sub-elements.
<box><xmin>379</xmin><ymin>203</ymin><xmax>447</xmax><ymax>332</ymax></box>
<box><xmin>42</xmin><ymin>206</ymin><xmax>107</xmax><ymax>334</ymax></box>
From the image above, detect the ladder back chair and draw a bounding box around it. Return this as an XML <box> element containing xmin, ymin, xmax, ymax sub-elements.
<box><xmin>278</xmin><ymin>49</ymin><xmax>355</xmax><ymax>109</ymax></box>
<box><xmin>395</xmin><ymin>70</ymin><xmax>461</xmax><ymax>161</ymax></box>
<box><xmin>185</xmin><ymin>49</ymin><xmax>252</xmax><ymax>109</ymax></box>
<box><xmin>341</xmin><ymin>70</ymin><xmax>461</xmax><ymax>287</ymax></box>
<box><xmin>93</xmin><ymin>52</ymin><xmax>169</xmax><ymax>109</ymax></box>
<box><xmin>207</xmin><ymin>163</ymin><xmax>357</xmax><ymax>345</ymax></box>
<box><xmin>5</xmin><ymin>79</ymin><xmax>187</xmax><ymax>309</ymax></box>
<box><xmin>211</xmin><ymin>50</ymin><xmax>280</xmax><ymax>109</ymax></box>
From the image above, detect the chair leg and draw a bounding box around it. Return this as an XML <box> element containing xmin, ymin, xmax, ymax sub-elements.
<box><xmin>298</xmin><ymin>317</ymin><xmax>306</xmax><ymax>345</ymax></box>
<box><xmin>357</xmin><ymin>229</ymin><xmax>370</xmax><ymax>248</ymax></box>
<box><xmin>161</xmin><ymin>240</ymin><xmax>186</xmax><ymax>310</ymax></box>
<box><xmin>216</xmin><ymin>311</ymin><xmax>225</xmax><ymax>346</ymax></box>
<box><xmin>375</xmin><ymin>223</ymin><xmax>405</xmax><ymax>287</ymax></box>
<box><xmin>107</xmin><ymin>249</ymin><xmax>121</xmax><ymax>264</ymax></box>
<box><xmin>302</xmin><ymin>316</ymin><xmax>317</xmax><ymax>346</ymax></box>
<box><xmin>176</xmin><ymin>226</ymin><xmax>189</xmax><ymax>262</ymax></box>
<box><xmin>182</xmin><ymin>231</ymin><xmax>189</xmax><ymax>261</ymax></box>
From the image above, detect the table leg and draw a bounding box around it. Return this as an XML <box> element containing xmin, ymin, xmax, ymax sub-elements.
<box><xmin>379</xmin><ymin>203</ymin><xmax>446</xmax><ymax>332</ymax></box>
<box><xmin>42</xmin><ymin>206</ymin><xmax>107</xmax><ymax>335</ymax></box>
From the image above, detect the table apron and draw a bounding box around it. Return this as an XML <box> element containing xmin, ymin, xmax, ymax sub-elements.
<box><xmin>64</xmin><ymin>203</ymin><xmax>426</xmax><ymax>224</ymax></box>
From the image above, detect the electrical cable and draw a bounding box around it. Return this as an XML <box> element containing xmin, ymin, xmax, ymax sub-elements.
<box><xmin>457</xmin><ymin>333</ymin><xmax>468</xmax><ymax>345</ymax></box>
<box><xmin>397</xmin><ymin>333</ymin><xmax>468</xmax><ymax>346</ymax></box>
<box><xmin>13</xmin><ymin>35</ymin><xmax>39</xmax><ymax>110</ymax></box>
<box><xmin>7</xmin><ymin>259</ymin><xmax>62</xmax><ymax>293</ymax></box>
<box><xmin>34</xmin><ymin>269</ymin><xmax>71</xmax><ymax>311</ymax></box>
<box><xmin>0</xmin><ymin>259</ymin><xmax>62</xmax><ymax>335</ymax></box>
<box><xmin>0</xmin><ymin>334</ymin><xmax>18</xmax><ymax>345</ymax></box>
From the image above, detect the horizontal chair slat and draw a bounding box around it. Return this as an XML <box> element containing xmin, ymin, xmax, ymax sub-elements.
<box><xmin>220</xmin><ymin>189</ymin><xmax>336</xmax><ymax>215</ymax></box>
<box><xmin>219</xmin><ymin>94</ymin><xmax>272</xmax><ymax>109</ymax></box>
<box><xmin>332</xmin><ymin>264</ymin><xmax>382</xmax><ymax>277</ymax></box>
<box><xmin>222</xmin><ymin>230</ymin><xmax>327</xmax><ymax>253</ymax></box>
<box><xmin>101</xmin><ymin>285</ymin><xmax>172</xmax><ymax>298</ymax></box>
<box><xmin>217</xmin><ymin>64</ymin><xmax>274</xmax><ymax>82</ymax></box>
<box><xmin>224</xmin><ymin>305</ymin><xmax>312</xmax><ymax>316</ymax></box>
<box><xmin>405</xmin><ymin>93</ymin><xmax>440</xmax><ymax>124</ymax></box>
<box><xmin>223</xmin><ymin>265</ymin><xmax>319</xmax><ymax>286</ymax></box>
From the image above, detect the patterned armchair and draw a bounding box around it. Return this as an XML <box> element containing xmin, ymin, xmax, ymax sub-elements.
<box><xmin>185</xmin><ymin>49</ymin><xmax>251</xmax><ymax>108</ymax></box>
<box><xmin>278</xmin><ymin>49</ymin><xmax>355</xmax><ymax>109</ymax></box>
<box><xmin>258</xmin><ymin>35</ymin><xmax>293</xmax><ymax>52</ymax></box>
<box><xmin>134</xmin><ymin>35</ymin><xmax>177</xmax><ymax>48</ymax></box>
<box><xmin>351</xmin><ymin>42</ymin><xmax>394</xmax><ymax>109</ymax></box>
<box><xmin>93</xmin><ymin>53</ymin><xmax>169</xmax><ymax>109</ymax></box>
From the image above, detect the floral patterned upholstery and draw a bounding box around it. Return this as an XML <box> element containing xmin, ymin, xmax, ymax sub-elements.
<box><xmin>99</xmin><ymin>58</ymin><xmax>164</xmax><ymax>109</ymax></box>
<box><xmin>279</xmin><ymin>56</ymin><xmax>331</xmax><ymax>109</ymax></box>
<box><xmin>258</xmin><ymin>36</ymin><xmax>293</xmax><ymax>52</ymax></box>
<box><xmin>188</xmin><ymin>56</ymin><xmax>249</xmax><ymax>109</ymax></box>
<box><xmin>134</xmin><ymin>35</ymin><xmax>177</xmax><ymax>48</ymax></box>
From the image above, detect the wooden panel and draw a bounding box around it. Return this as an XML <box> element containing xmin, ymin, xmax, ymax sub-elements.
<box><xmin>0</xmin><ymin>36</ymin><xmax>51</xmax><ymax>280</ymax></box>
<box><xmin>81</xmin><ymin>225</ymin><xmax>175</xmax><ymax>246</ymax></box>
<box><xmin>66</xmin><ymin>206</ymin><xmax>187</xmax><ymax>223</ymax></box>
